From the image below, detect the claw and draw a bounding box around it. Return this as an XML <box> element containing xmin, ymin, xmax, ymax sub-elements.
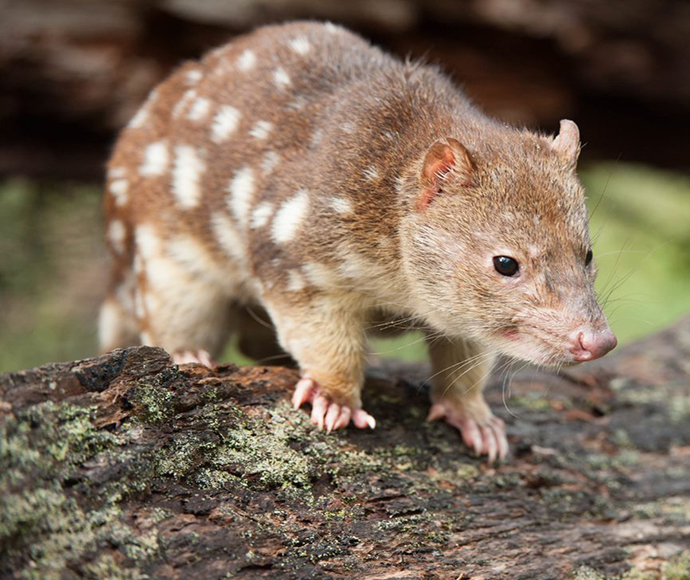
<box><xmin>430</xmin><ymin>400</ymin><xmax>508</xmax><ymax>462</ymax></box>
<box><xmin>352</xmin><ymin>409</ymin><xmax>376</xmax><ymax>429</ymax></box>
<box><xmin>292</xmin><ymin>375</ymin><xmax>375</xmax><ymax>432</ymax></box>
<box><xmin>325</xmin><ymin>403</ymin><xmax>341</xmax><ymax>433</ymax></box>
<box><xmin>311</xmin><ymin>394</ymin><xmax>329</xmax><ymax>429</ymax></box>
<box><xmin>482</xmin><ymin>424</ymin><xmax>497</xmax><ymax>464</ymax></box>
<box><xmin>335</xmin><ymin>406</ymin><xmax>352</xmax><ymax>430</ymax></box>
<box><xmin>292</xmin><ymin>377</ymin><xmax>316</xmax><ymax>409</ymax></box>
<box><xmin>173</xmin><ymin>349</ymin><xmax>216</xmax><ymax>367</ymax></box>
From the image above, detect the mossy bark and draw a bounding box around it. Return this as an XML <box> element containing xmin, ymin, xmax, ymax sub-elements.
<box><xmin>2</xmin><ymin>318</ymin><xmax>690</xmax><ymax>579</ymax></box>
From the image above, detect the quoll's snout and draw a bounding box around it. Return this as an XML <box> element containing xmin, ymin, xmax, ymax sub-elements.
<box><xmin>568</xmin><ymin>326</ymin><xmax>618</xmax><ymax>362</ymax></box>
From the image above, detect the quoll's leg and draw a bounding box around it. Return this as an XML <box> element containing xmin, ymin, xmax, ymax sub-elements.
<box><xmin>133</xmin><ymin>231</ymin><xmax>234</xmax><ymax>367</ymax></box>
<box><xmin>426</xmin><ymin>336</ymin><xmax>508</xmax><ymax>463</ymax></box>
<box><xmin>265</xmin><ymin>292</ymin><xmax>375</xmax><ymax>432</ymax></box>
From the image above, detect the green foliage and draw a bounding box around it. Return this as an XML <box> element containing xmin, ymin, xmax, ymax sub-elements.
<box><xmin>583</xmin><ymin>163</ymin><xmax>690</xmax><ymax>344</ymax></box>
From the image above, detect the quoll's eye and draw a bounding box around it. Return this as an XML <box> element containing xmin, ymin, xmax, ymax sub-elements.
<box><xmin>585</xmin><ymin>249</ymin><xmax>593</xmax><ymax>266</ymax></box>
<box><xmin>493</xmin><ymin>256</ymin><xmax>519</xmax><ymax>277</ymax></box>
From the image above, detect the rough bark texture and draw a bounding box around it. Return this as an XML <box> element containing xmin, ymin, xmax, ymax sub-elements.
<box><xmin>2</xmin><ymin>0</ymin><xmax>690</xmax><ymax>179</ymax></box>
<box><xmin>2</xmin><ymin>317</ymin><xmax>690</xmax><ymax>579</ymax></box>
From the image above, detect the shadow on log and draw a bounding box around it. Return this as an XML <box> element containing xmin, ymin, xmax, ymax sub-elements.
<box><xmin>2</xmin><ymin>317</ymin><xmax>690</xmax><ymax>579</ymax></box>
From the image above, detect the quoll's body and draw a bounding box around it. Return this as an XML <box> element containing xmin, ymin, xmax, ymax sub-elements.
<box><xmin>101</xmin><ymin>21</ymin><xmax>616</xmax><ymax>461</ymax></box>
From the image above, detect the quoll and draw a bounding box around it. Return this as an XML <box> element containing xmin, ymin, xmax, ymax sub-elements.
<box><xmin>100</xmin><ymin>21</ymin><xmax>617</xmax><ymax>462</ymax></box>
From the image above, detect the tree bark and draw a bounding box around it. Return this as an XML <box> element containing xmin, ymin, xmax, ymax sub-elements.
<box><xmin>2</xmin><ymin>316</ymin><xmax>690</xmax><ymax>578</ymax></box>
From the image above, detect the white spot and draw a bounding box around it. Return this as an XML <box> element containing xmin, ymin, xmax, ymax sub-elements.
<box><xmin>109</xmin><ymin>167</ymin><xmax>126</xmax><ymax>179</ymax></box>
<box><xmin>382</xmin><ymin>130</ymin><xmax>396</xmax><ymax>141</ymax></box>
<box><xmin>128</xmin><ymin>107</ymin><xmax>148</xmax><ymax>129</ymax></box>
<box><xmin>188</xmin><ymin>97</ymin><xmax>211</xmax><ymax>121</ymax></box>
<box><xmin>172</xmin><ymin>145</ymin><xmax>206</xmax><ymax>208</ymax></box>
<box><xmin>330</xmin><ymin>197</ymin><xmax>353</xmax><ymax>215</ymax></box>
<box><xmin>109</xmin><ymin>178</ymin><xmax>129</xmax><ymax>207</ymax></box>
<box><xmin>273</xmin><ymin>67</ymin><xmax>292</xmax><ymax>90</ymax></box>
<box><xmin>342</xmin><ymin>122</ymin><xmax>355</xmax><ymax>134</ymax></box>
<box><xmin>211</xmin><ymin>105</ymin><xmax>241</xmax><ymax>143</ymax></box>
<box><xmin>250</xmin><ymin>201</ymin><xmax>274</xmax><ymax>229</ymax></box>
<box><xmin>363</xmin><ymin>166</ymin><xmax>379</xmax><ymax>180</ymax></box>
<box><xmin>108</xmin><ymin>220</ymin><xmax>127</xmax><ymax>254</ymax></box>
<box><xmin>286</xmin><ymin>270</ymin><xmax>306</xmax><ymax>292</ymax></box>
<box><xmin>310</xmin><ymin>128</ymin><xmax>323</xmax><ymax>148</ymax></box>
<box><xmin>185</xmin><ymin>69</ymin><xmax>203</xmax><ymax>85</ymax></box>
<box><xmin>210</xmin><ymin>213</ymin><xmax>246</xmax><ymax>265</ymax></box>
<box><xmin>287</xmin><ymin>95</ymin><xmax>307</xmax><ymax>111</ymax></box>
<box><xmin>272</xmin><ymin>189</ymin><xmax>309</xmax><ymax>244</ymax></box>
<box><xmin>227</xmin><ymin>166</ymin><xmax>255</xmax><ymax>226</ymax></box>
<box><xmin>139</xmin><ymin>141</ymin><xmax>169</xmax><ymax>177</ymax></box>
<box><xmin>338</xmin><ymin>251</ymin><xmax>371</xmax><ymax>281</ymax></box>
<box><xmin>302</xmin><ymin>262</ymin><xmax>337</xmax><ymax>289</ymax></box>
<box><xmin>289</xmin><ymin>36</ymin><xmax>311</xmax><ymax>55</ymax></box>
<box><xmin>173</xmin><ymin>89</ymin><xmax>196</xmax><ymax>118</ymax></box>
<box><xmin>237</xmin><ymin>49</ymin><xmax>256</xmax><ymax>71</ymax></box>
<box><xmin>261</xmin><ymin>151</ymin><xmax>280</xmax><ymax>175</ymax></box>
<box><xmin>249</xmin><ymin>120</ymin><xmax>273</xmax><ymax>140</ymax></box>
<box><xmin>325</xmin><ymin>22</ymin><xmax>340</xmax><ymax>34</ymax></box>
<box><xmin>135</xmin><ymin>224</ymin><xmax>163</xmax><ymax>261</ymax></box>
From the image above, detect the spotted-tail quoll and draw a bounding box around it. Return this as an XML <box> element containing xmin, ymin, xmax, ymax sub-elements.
<box><xmin>100</xmin><ymin>21</ymin><xmax>617</xmax><ymax>462</ymax></box>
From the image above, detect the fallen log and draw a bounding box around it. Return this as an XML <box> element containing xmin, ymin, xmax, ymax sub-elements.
<box><xmin>1</xmin><ymin>316</ymin><xmax>690</xmax><ymax>578</ymax></box>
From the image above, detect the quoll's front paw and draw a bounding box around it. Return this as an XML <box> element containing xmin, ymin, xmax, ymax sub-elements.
<box><xmin>428</xmin><ymin>401</ymin><xmax>508</xmax><ymax>464</ymax></box>
<box><xmin>292</xmin><ymin>375</ymin><xmax>376</xmax><ymax>433</ymax></box>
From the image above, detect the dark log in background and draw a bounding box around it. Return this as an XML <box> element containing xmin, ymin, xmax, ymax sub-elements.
<box><xmin>2</xmin><ymin>318</ymin><xmax>690</xmax><ymax>578</ymax></box>
<box><xmin>2</xmin><ymin>0</ymin><xmax>690</xmax><ymax>180</ymax></box>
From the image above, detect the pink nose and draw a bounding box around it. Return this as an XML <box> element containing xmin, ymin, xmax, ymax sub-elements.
<box><xmin>569</xmin><ymin>327</ymin><xmax>618</xmax><ymax>362</ymax></box>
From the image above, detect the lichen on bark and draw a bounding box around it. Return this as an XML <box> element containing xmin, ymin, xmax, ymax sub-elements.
<box><xmin>1</xmin><ymin>318</ymin><xmax>690</xmax><ymax>578</ymax></box>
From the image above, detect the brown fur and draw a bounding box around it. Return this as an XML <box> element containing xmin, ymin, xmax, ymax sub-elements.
<box><xmin>100</xmin><ymin>21</ymin><xmax>613</xmax><ymax>447</ymax></box>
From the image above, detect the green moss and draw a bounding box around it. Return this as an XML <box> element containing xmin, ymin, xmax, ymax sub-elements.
<box><xmin>509</xmin><ymin>392</ymin><xmax>554</xmax><ymax>413</ymax></box>
<box><xmin>211</xmin><ymin>411</ymin><xmax>315</xmax><ymax>491</ymax></box>
<box><xmin>0</xmin><ymin>402</ymin><xmax>115</xmax><ymax>490</ymax></box>
<box><xmin>0</xmin><ymin>400</ymin><xmax>162</xmax><ymax>577</ymax></box>
<box><xmin>131</xmin><ymin>383</ymin><xmax>175</xmax><ymax>424</ymax></box>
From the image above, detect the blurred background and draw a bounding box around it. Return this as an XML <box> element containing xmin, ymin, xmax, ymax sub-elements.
<box><xmin>1</xmin><ymin>0</ymin><xmax>689</xmax><ymax>372</ymax></box>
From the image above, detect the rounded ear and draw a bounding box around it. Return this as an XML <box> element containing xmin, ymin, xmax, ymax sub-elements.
<box><xmin>417</xmin><ymin>137</ymin><xmax>474</xmax><ymax>211</ymax></box>
<box><xmin>550</xmin><ymin>119</ymin><xmax>580</xmax><ymax>169</ymax></box>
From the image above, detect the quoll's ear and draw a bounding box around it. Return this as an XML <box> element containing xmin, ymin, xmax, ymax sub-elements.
<box><xmin>550</xmin><ymin>119</ymin><xmax>581</xmax><ymax>169</ymax></box>
<box><xmin>418</xmin><ymin>137</ymin><xmax>474</xmax><ymax>211</ymax></box>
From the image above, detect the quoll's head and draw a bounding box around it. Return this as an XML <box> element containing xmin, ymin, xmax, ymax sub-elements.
<box><xmin>401</xmin><ymin>120</ymin><xmax>617</xmax><ymax>366</ymax></box>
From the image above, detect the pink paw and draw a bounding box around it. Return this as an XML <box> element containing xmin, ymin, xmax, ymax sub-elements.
<box><xmin>173</xmin><ymin>349</ymin><xmax>215</xmax><ymax>368</ymax></box>
<box><xmin>292</xmin><ymin>375</ymin><xmax>376</xmax><ymax>433</ymax></box>
<box><xmin>427</xmin><ymin>402</ymin><xmax>508</xmax><ymax>464</ymax></box>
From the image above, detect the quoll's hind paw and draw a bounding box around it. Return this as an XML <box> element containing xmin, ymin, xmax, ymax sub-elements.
<box><xmin>427</xmin><ymin>402</ymin><xmax>508</xmax><ymax>464</ymax></box>
<box><xmin>292</xmin><ymin>376</ymin><xmax>376</xmax><ymax>433</ymax></box>
<box><xmin>172</xmin><ymin>349</ymin><xmax>215</xmax><ymax>368</ymax></box>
